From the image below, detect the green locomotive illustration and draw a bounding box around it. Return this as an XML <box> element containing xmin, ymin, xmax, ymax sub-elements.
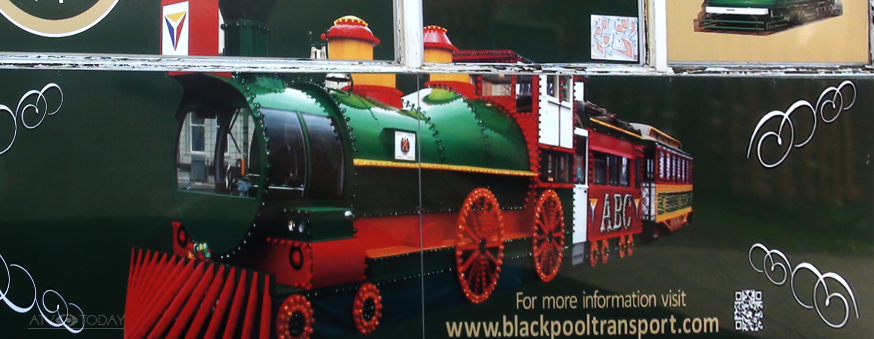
<box><xmin>123</xmin><ymin>1</ymin><xmax>692</xmax><ymax>338</ymax></box>
<box><xmin>698</xmin><ymin>0</ymin><xmax>843</xmax><ymax>32</ymax></box>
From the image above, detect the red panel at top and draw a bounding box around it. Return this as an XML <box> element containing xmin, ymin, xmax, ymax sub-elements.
<box><xmin>162</xmin><ymin>0</ymin><xmax>219</xmax><ymax>56</ymax></box>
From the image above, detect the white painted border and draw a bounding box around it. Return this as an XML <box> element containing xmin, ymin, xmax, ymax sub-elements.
<box><xmin>0</xmin><ymin>0</ymin><xmax>872</xmax><ymax>75</ymax></box>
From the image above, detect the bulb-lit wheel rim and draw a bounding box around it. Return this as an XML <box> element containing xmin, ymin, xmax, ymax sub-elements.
<box><xmin>277</xmin><ymin>294</ymin><xmax>314</xmax><ymax>339</ymax></box>
<box><xmin>533</xmin><ymin>190</ymin><xmax>564</xmax><ymax>282</ymax></box>
<box><xmin>455</xmin><ymin>188</ymin><xmax>504</xmax><ymax>304</ymax></box>
<box><xmin>600</xmin><ymin>239</ymin><xmax>610</xmax><ymax>264</ymax></box>
<box><xmin>618</xmin><ymin>236</ymin><xmax>627</xmax><ymax>258</ymax></box>
<box><xmin>353</xmin><ymin>283</ymin><xmax>382</xmax><ymax>334</ymax></box>
<box><xmin>589</xmin><ymin>241</ymin><xmax>599</xmax><ymax>267</ymax></box>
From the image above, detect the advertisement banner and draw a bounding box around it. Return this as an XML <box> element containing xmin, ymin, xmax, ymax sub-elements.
<box><xmin>1</xmin><ymin>1</ymin><xmax>873</xmax><ymax>339</ymax></box>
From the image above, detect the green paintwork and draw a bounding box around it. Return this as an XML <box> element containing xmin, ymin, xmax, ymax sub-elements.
<box><xmin>416</xmin><ymin>89</ymin><xmax>529</xmax><ymax>171</ymax></box>
<box><xmin>175</xmin><ymin>191</ymin><xmax>260</xmax><ymax>253</ymax></box>
<box><xmin>223</xmin><ymin>19</ymin><xmax>270</xmax><ymax>57</ymax></box>
<box><xmin>332</xmin><ymin>90</ymin><xmax>439</xmax><ymax>164</ymax></box>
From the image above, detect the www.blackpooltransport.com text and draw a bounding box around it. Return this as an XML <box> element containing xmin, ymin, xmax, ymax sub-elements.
<box><xmin>446</xmin><ymin>315</ymin><xmax>719</xmax><ymax>339</ymax></box>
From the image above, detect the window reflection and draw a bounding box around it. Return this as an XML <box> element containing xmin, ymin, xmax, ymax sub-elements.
<box><xmin>177</xmin><ymin>109</ymin><xmax>258</xmax><ymax>197</ymax></box>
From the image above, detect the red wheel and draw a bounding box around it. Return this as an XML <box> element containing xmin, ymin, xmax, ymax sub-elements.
<box><xmin>626</xmin><ymin>235</ymin><xmax>634</xmax><ymax>256</ymax></box>
<box><xmin>589</xmin><ymin>242</ymin><xmax>599</xmax><ymax>267</ymax></box>
<box><xmin>617</xmin><ymin>236</ymin><xmax>627</xmax><ymax>258</ymax></box>
<box><xmin>533</xmin><ymin>190</ymin><xmax>564</xmax><ymax>282</ymax></box>
<box><xmin>353</xmin><ymin>283</ymin><xmax>382</xmax><ymax>334</ymax></box>
<box><xmin>600</xmin><ymin>239</ymin><xmax>610</xmax><ymax>264</ymax></box>
<box><xmin>455</xmin><ymin>188</ymin><xmax>504</xmax><ymax>304</ymax></box>
<box><xmin>172</xmin><ymin>222</ymin><xmax>195</xmax><ymax>259</ymax></box>
<box><xmin>277</xmin><ymin>294</ymin><xmax>314</xmax><ymax>339</ymax></box>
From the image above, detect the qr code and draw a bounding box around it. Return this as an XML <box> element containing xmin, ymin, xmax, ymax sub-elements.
<box><xmin>734</xmin><ymin>290</ymin><xmax>763</xmax><ymax>332</ymax></box>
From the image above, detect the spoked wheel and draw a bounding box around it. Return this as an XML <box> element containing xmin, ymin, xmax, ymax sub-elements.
<box><xmin>618</xmin><ymin>236</ymin><xmax>627</xmax><ymax>258</ymax></box>
<box><xmin>353</xmin><ymin>283</ymin><xmax>382</xmax><ymax>334</ymax></box>
<box><xmin>455</xmin><ymin>188</ymin><xmax>504</xmax><ymax>304</ymax></box>
<box><xmin>533</xmin><ymin>190</ymin><xmax>564</xmax><ymax>282</ymax></box>
<box><xmin>277</xmin><ymin>294</ymin><xmax>314</xmax><ymax>339</ymax></box>
<box><xmin>589</xmin><ymin>242</ymin><xmax>599</xmax><ymax>267</ymax></box>
<box><xmin>626</xmin><ymin>235</ymin><xmax>635</xmax><ymax>256</ymax></box>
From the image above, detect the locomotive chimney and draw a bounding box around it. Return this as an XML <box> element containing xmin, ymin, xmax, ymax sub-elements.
<box><xmin>423</xmin><ymin>26</ymin><xmax>476</xmax><ymax>98</ymax></box>
<box><xmin>322</xmin><ymin>16</ymin><xmax>402</xmax><ymax>108</ymax></box>
<box><xmin>160</xmin><ymin>0</ymin><xmax>276</xmax><ymax>58</ymax></box>
<box><xmin>218</xmin><ymin>0</ymin><xmax>277</xmax><ymax>57</ymax></box>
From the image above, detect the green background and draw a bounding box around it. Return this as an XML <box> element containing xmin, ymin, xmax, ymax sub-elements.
<box><xmin>0</xmin><ymin>73</ymin><xmax>872</xmax><ymax>338</ymax></box>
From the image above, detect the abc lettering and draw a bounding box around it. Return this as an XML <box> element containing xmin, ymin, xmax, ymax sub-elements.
<box><xmin>599</xmin><ymin>193</ymin><xmax>633</xmax><ymax>233</ymax></box>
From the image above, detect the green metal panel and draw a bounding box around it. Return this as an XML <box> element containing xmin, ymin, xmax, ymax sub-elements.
<box><xmin>255</xmin><ymin>87</ymin><xmax>328</xmax><ymax>116</ymax></box>
<box><xmin>468</xmin><ymin>100</ymin><xmax>530</xmax><ymax>171</ymax></box>
<box><xmin>332</xmin><ymin>90</ymin><xmax>440</xmax><ymax>163</ymax></box>
<box><xmin>416</xmin><ymin>89</ymin><xmax>529</xmax><ymax>171</ymax></box>
<box><xmin>175</xmin><ymin>191</ymin><xmax>260</xmax><ymax>253</ymax></box>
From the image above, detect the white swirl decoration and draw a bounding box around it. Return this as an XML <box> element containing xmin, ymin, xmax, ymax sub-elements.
<box><xmin>0</xmin><ymin>254</ymin><xmax>84</xmax><ymax>333</ymax></box>
<box><xmin>0</xmin><ymin>83</ymin><xmax>64</xmax><ymax>156</ymax></box>
<box><xmin>749</xmin><ymin>243</ymin><xmax>859</xmax><ymax>329</ymax></box>
<box><xmin>746</xmin><ymin>80</ymin><xmax>856</xmax><ymax>168</ymax></box>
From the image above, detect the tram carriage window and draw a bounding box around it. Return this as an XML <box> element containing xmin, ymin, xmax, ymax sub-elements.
<box><xmin>574</xmin><ymin>155</ymin><xmax>586</xmax><ymax>184</ymax></box>
<box><xmin>666</xmin><ymin>153</ymin><xmax>671</xmax><ymax>182</ymax></box>
<box><xmin>516</xmin><ymin>75</ymin><xmax>533</xmax><ymax>112</ymax></box>
<box><xmin>681</xmin><ymin>158</ymin><xmax>686</xmax><ymax>183</ymax></box>
<box><xmin>607</xmin><ymin>155</ymin><xmax>619</xmax><ymax>186</ymax></box>
<box><xmin>668</xmin><ymin>153</ymin><xmax>674</xmax><ymax>182</ymax></box>
<box><xmin>558</xmin><ymin>153</ymin><xmax>569</xmax><ymax>183</ymax></box>
<box><xmin>301</xmin><ymin>113</ymin><xmax>345</xmax><ymax>200</ymax></box>
<box><xmin>540</xmin><ymin>151</ymin><xmax>572</xmax><ymax>183</ymax></box>
<box><xmin>542</xmin><ymin>152</ymin><xmax>555</xmax><ymax>182</ymax></box>
<box><xmin>592</xmin><ymin>152</ymin><xmax>606</xmax><ymax>185</ymax></box>
<box><xmin>546</xmin><ymin>76</ymin><xmax>555</xmax><ymax>97</ymax></box>
<box><xmin>683</xmin><ymin>159</ymin><xmax>690</xmax><ymax>183</ymax></box>
<box><xmin>619</xmin><ymin>157</ymin><xmax>629</xmax><ymax>187</ymax></box>
<box><xmin>667</xmin><ymin>153</ymin><xmax>673</xmax><ymax>182</ymax></box>
<box><xmin>658</xmin><ymin>151</ymin><xmax>664</xmax><ymax>181</ymax></box>
<box><xmin>559</xmin><ymin>76</ymin><xmax>573</xmax><ymax>103</ymax></box>
<box><xmin>482</xmin><ymin>74</ymin><xmax>512</xmax><ymax>97</ymax></box>
<box><xmin>635</xmin><ymin>158</ymin><xmax>642</xmax><ymax>188</ymax></box>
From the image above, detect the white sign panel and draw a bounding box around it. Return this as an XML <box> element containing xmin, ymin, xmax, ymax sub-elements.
<box><xmin>162</xmin><ymin>1</ymin><xmax>190</xmax><ymax>56</ymax></box>
<box><xmin>394</xmin><ymin>131</ymin><xmax>416</xmax><ymax>161</ymax></box>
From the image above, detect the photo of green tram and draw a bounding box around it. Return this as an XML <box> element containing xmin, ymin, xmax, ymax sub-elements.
<box><xmin>697</xmin><ymin>0</ymin><xmax>843</xmax><ymax>32</ymax></box>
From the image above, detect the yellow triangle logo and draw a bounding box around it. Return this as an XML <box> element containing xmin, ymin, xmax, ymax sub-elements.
<box><xmin>166</xmin><ymin>12</ymin><xmax>186</xmax><ymax>24</ymax></box>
